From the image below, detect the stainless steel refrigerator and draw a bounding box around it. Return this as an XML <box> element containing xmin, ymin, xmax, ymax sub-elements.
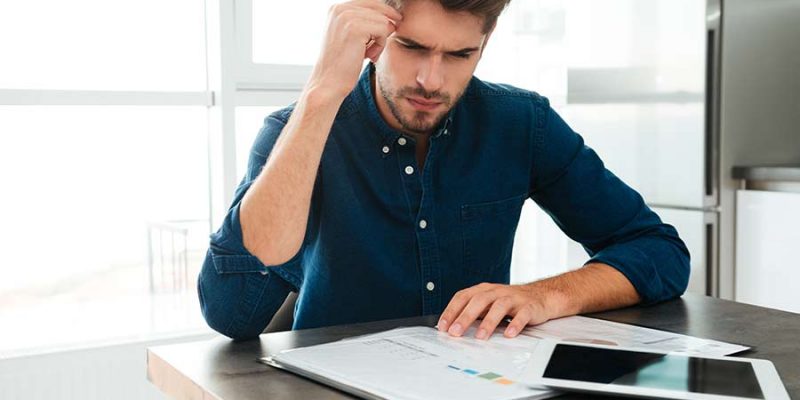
<box><xmin>712</xmin><ymin>0</ymin><xmax>800</xmax><ymax>299</ymax></box>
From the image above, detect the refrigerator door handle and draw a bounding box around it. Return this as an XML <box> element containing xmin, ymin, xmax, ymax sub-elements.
<box><xmin>704</xmin><ymin>215</ymin><xmax>720</xmax><ymax>297</ymax></box>
<box><xmin>705</xmin><ymin>0</ymin><xmax>722</xmax><ymax>208</ymax></box>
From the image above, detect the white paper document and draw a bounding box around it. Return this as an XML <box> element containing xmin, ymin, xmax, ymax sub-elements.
<box><xmin>261</xmin><ymin>316</ymin><xmax>750</xmax><ymax>400</ymax></box>
<box><xmin>521</xmin><ymin>315</ymin><xmax>750</xmax><ymax>357</ymax></box>
<box><xmin>264</xmin><ymin>326</ymin><xmax>554</xmax><ymax>400</ymax></box>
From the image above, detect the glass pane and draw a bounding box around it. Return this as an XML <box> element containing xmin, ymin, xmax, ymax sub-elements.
<box><xmin>563</xmin><ymin>103</ymin><xmax>705</xmax><ymax>208</ymax></box>
<box><xmin>0</xmin><ymin>0</ymin><xmax>207</xmax><ymax>90</ymax></box>
<box><xmin>477</xmin><ymin>0</ymin><xmax>705</xmax><ymax>104</ymax></box>
<box><xmin>477</xmin><ymin>0</ymin><xmax>569</xmax><ymax>102</ymax></box>
<box><xmin>252</xmin><ymin>0</ymin><xmax>337</xmax><ymax>65</ymax></box>
<box><xmin>502</xmin><ymin>0</ymin><xmax>706</xmax><ymax>282</ymax></box>
<box><xmin>236</xmin><ymin>106</ymin><xmax>282</xmax><ymax>180</ymax></box>
<box><xmin>0</xmin><ymin>106</ymin><xmax>211</xmax><ymax>352</ymax></box>
<box><xmin>564</xmin><ymin>0</ymin><xmax>705</xmax><ymax>96</ymax></box>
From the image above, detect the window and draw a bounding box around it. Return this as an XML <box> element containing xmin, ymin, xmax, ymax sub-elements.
<box><xmin>0</xmin><ymin>106</ymin><xmax>209</xmax><ymax>290</ymax></box>
<box><xmin>0</xmin><ymin>0</ymin><xmax>214</xmax><ymax>355</ymax></box>
<box><xmin>0</xmin><ymin>0</ymin><xmax>706</xmax><ymax>354</ymax></box>
<box><xmin>504</xmin><ymin>0</ymin><xmax>705</xmax><ymax>283</ymax></box>
<box><xmin>251</xmin><ymin>0</ymin><xmax>336</xmax><ymax>66</ymax></box>
<box><xmin>0</xmin><ymin>0</ymin><xmax>207</xmax><ymax>91</ymax></box>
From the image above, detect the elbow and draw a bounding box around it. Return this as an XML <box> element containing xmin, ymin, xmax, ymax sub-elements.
<box><xmin>656</xmin><ymin>223</ymin><xmax>691</xmax><ymax>299</ymax></box>
<box><xmin>677</xmin><ymin>243</ymin><xmax>691</xmax><ymax>295</ymax></box>
<box><xmin>199</xmin><ymin>285</ymin><xmax>260</xmax><ymax>341</ymax></box>
<box><xmin>197</xmin><ymin>253</ymin><xmax>261</xmax><ymax>341</ymax></box>
<box><xmin>662</xmin><ymin>238</ymin><xmax>691</xmax><ymax>300</ymax></box>
<box><xmin>636</xmin><ymin>233</ymin><xmax>692</xmax><ymax>304</ymax></box>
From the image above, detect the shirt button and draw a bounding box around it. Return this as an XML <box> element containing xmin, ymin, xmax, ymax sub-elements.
<box><xmin>419</xmin><ymin>219</ymin><xmax>427</xmax><ymax>229</ymax></box>
<box><xmin>381</xmin><ymin>145</ymin><xmax>390</xmax><ymax>154</ymax></box>
<box><xmin>404</xmin><ymin>166</ymin><xmax>414</xmax><ymax>175</ymax></box>
<box><xmin>260</xmin><ymin>270</ymin><xmax>268</xmax><ymax>276</ymax></box>
<box><xmin>398</xmin><ymin>137</ymin><xmax>407</xmax><ymax>146</ymax></box>
<box><xmin>426</xmin><ymin>281</ymin><xmax>435</xmax><ymax>291</ymax></box>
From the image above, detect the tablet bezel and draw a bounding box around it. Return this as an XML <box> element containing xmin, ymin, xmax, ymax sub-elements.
<box><xmin>528</xmin><ymin>340</ymin><xmax>789</xmax><ymax>400</ymax></box>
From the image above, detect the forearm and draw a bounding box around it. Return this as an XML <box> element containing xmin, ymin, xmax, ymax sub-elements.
<box><xmin>240</xmin><ymin>87</ymin><xmax>342</xmax><ymax>266</ymax></box>
<box><xmin>241</xmin><ymin>1</ymin><xmax>401</xmax><ymax>267</ymax></box>
<box><xmin>526</xmin><ymin>263</ymin><xmax>641</xmax><ymax>320</ymax></box>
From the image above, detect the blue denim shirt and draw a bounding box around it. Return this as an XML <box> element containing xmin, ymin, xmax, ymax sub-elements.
<box><xmin>198</xmin><ymin>65</ymin><xmax>690</xmax><ymax>340</ymax></box>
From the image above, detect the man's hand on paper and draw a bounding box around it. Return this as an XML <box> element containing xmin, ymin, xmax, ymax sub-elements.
<box><xmin>436</xmin><ymin>282</ymin><xmax>554</xmax><ymax>340</ymax></box>
<box><xmin>437</xmin><ymin>263</ymin><xmax>643</xmax><ymax>340</ymax></box>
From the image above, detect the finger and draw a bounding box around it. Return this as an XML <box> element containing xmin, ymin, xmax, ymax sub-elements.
<box><xmin>504</xmin><ymin>306</ymin><xmax>534</xmax><ymax>338</ymax></box>
<box><xmin>448</xmin><ymin>291</ymin><xmax>497</xmax><ymax>337</ymax></box>
<box><xmin>361</xmin><ymin>21</ymin><xmax>395</xmax><ymax>61</ymax></box>
<box><xmin>336</xmin><ymin>8</ymin><xmax>393</xmax><ymax>30</ymax></box>
<box><xmin>475</xmin><ymin>296</ymin><xmax>515</xmax><ymax>340</ymax></box>
<box><xmin>352</xmin><ymin>0</ymin><xmax>403</xmax><ymax>23</ymax></box>
<box><xmin>438</xmin><ymin>289</ymin><xmax>472</xmax><ymax>333</ymax></box>
<box><xmin>438</xmin><ymin>283</ymin><xmax>489</xmax><ymax>332</ymax></box>
<box><xmin>331</xmin><ymin>9</ymin><xmax>393</xmax><ymax>55</ymax></box>
<box><xmin>365</xmin><ymin>19</ymin><xmax>396</xmax><ymax>62</ymax></box>
<box><xmin>365</xmin><ymin>43</ymin><xmax>383</xmax><ymax>63</ymax></box>
<box><xmin>439</xmin><ymin>308</ymin><xmax>490</xmax><ymax>333</ymax></box>
<box><xmin>340</xmin><ymin>10</ymin><xmax>394</xmax><ymax>40</ymax></box>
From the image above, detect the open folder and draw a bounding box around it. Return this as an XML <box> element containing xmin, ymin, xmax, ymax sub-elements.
<box><xmin>260</xmin><ymin>316</ymin><xmax>750</xmax><ymax>400</ymax></box>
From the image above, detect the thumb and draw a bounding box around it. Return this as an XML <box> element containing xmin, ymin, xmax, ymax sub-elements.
<box><xmin>365</xmin><ymin>19</ymin><xmax>396</xmax><ymax>63</ymax></box>
<box><xmin>366</xmin><ymin>41</ymin><xmax>385</xmax><ymax>63</ymax></box>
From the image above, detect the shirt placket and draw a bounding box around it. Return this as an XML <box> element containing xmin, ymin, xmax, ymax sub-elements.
<box><xmin>395</xmin><ymin>131</ymin><xmax>446</xmax><ymax>315</ymax></box>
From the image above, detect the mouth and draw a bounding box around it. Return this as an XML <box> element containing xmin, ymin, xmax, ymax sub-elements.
<box><xmin>406</xmin><ymin>97</ymin><xmax>442</xmax><ymax>112</ymax></box>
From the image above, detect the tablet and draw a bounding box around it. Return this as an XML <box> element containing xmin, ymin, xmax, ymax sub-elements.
<box><xmin>529</xmin><ymin>340</ymin><xmax>789</xmax><ymax>400</ymax></box>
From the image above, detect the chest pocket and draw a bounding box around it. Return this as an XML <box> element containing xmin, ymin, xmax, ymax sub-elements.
<box><xmin>460</xmin><ymin>193</ymin><xmax>527</xmax><ymax>283</ymax></box>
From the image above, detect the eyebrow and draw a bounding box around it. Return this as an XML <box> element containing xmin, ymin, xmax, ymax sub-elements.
<box><xmin>394</xmin><ymin>36</ymin><xmax>480</xmax><ymax>54</ymax></box>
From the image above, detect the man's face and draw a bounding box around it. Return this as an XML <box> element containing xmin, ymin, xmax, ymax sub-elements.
<box><xmin>374</xmin><ymin>0</ymin><xmax>488</xmax><ymax>134</ymax></box>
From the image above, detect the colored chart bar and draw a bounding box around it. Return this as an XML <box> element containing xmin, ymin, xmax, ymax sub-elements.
<box><xmin>478</xmin><ymin>372</ymin><xmax>502</xmax><ymax>380</ymax></box>
<box><xmin>449</xmin><ymin>366</ymin><xmax>515</xmax><ymax>385</ymax></box>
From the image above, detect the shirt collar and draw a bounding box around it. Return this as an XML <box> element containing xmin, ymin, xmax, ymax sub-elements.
<box><xmin>356</xmin><ymin>63</ymin><xmax>456</xmax><ymax>144</ymax></box>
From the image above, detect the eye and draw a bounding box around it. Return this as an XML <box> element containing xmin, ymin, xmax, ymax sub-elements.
<box><xmin>400</xmin><ymin>42</ymin><xmax>424</xmax><ymax>50</ymax></box>
<box><xmin>450</xmin><ymin>52</ymin><xmax>472</xmax><ymax>59</ymax></box>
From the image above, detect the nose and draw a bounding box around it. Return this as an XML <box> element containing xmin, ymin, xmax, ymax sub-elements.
<box><xmin>415</xmin><ymin>54</ymin><xmax>444</xmax><ymax>94</ymax></box>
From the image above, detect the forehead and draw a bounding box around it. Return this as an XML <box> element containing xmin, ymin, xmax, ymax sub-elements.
<box><xmin>394</xmin><ymin>0</ymin><xmax>486</xmax><ymax>51</ymax></box>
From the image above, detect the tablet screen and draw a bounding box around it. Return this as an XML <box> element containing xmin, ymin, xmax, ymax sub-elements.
<box><xmin>544</xmin><ymin>344</ymin><xmax>764</xmax><ymax>399</ymax></box>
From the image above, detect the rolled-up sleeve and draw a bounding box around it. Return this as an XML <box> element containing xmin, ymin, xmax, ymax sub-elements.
<box><xmin>198</xmin><ymin>108</ymin><xmax>304</xmax><ymax>340</ymax></box>
<box><xmin>529</xmin><ymin>102</ymin><xmax>690</xmax><ymax>304</ymax></box>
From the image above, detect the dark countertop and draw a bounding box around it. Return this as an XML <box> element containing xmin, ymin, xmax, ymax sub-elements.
<box><xmin>147</xmin><ymin>293</ymin><xmax>800</xmax><ymax>399</ymax></box>
<box><xmin>732</xmin><ymin>164</ymin><xmax>800</xmax><ymax>182</ymax></box>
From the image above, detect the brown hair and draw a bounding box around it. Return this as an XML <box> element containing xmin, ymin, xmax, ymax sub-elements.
<box><xmin>385</xmin><ymin>0</ymin><xmax>511</xmax><ymax>33</ymax></box>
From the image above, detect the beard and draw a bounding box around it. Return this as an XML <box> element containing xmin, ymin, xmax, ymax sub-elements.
<box><xmin>377</xmin><ymin>74</ymin><xmax>465</xmax><ymax>134</ymax></box>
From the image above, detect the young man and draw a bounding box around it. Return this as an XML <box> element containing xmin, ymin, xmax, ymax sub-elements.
<box><xmin>198</xmin><ymin>0</ymin><xmax>690</xmax><ymax>341</ymax></box>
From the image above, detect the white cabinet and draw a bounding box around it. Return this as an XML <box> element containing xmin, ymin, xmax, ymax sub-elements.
<box><xmin>735</xmin><ymin>190</ymin><xmax>800</xmax><ymax>313</ymax></box>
